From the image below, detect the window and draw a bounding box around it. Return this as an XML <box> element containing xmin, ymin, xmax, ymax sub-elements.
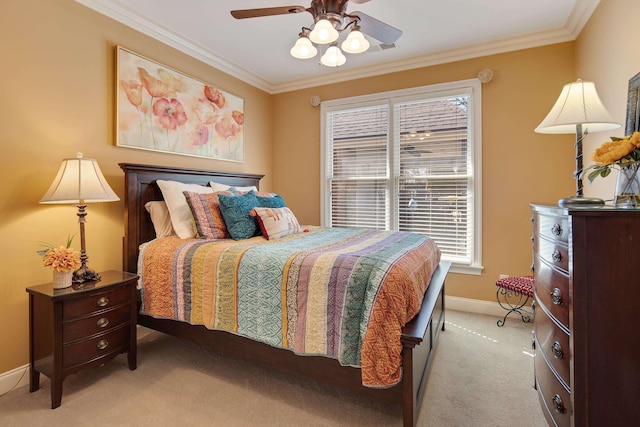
<box><xmin>321</xmin><ymin>80</ymin><xmax>482</xmax><ymax>274</ymax></box>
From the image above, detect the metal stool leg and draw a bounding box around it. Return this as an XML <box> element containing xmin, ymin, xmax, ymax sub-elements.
<box><xmin>496</xmin><ymin>287</ymin><xmax>533</xmax><ymax>326</ymax></box>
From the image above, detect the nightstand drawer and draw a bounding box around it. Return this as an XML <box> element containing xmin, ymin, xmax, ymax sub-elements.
<box><xmin>536</xmin><ymin>353</ymin><xmax>571</xmax><ymax>427</ymax></box>
<box><xmin>63</xmin><ymin>303</ymin><xmax>131</xmax><ymax>343</ymax></box>
<box><xmin>63</xmin><ymin>285</ymin><xmax>131</xmax><ymax>321</ymax></box>
<box><xmin>63</xmin><ymin>325</ymin><xmax>129</xmax><ymax>369</ymax></box>
<box><xmin>535</xmin><ymin>304</ymin><xmax>570</xmax><ymax>388</ymax></box>
<box><xmin>533</xmin><ymin>257</ymin><xmax>570</xmax><ymax>330</ymax></box>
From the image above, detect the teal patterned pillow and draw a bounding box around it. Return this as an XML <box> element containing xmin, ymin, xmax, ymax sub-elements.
<box><xmin>257</xmin><ymin>194</ymin><xmax>286</xmax><ymax>208</ymax></box>
<box><xmin>218</xmin><ymin>191</ymin><xmax>260</xmax><ymax>240</ymax></box>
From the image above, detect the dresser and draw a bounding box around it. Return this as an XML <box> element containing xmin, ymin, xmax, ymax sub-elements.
<box><xmin>27</xmin><ymin>270</ymin><xmax>138</xmax><ymax>408</ymax></box>
<box><xmin>531</xmin><ymin>205</ymin><xmax>640</xmax><ymax>426</ymax></box>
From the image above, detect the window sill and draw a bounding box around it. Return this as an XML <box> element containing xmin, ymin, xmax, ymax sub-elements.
<box><xmin>448</xmin><ymin>263</ymin><xmax>484</xmax><ymax>276</ymax></box>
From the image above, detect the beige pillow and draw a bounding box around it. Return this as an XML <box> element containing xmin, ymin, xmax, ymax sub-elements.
<box><xmin>251</xmin><ymin>207</ymin><xmax>302</xmax><ymax>240</ymax></box>
<box><xmin>144</xmin><ymin>201</ymin><xmax>175</xmax><ymax>238</ymax></box>
<box><xmin>209</xmin><ymin>180</ymin><xmax>257</xmax><ymax>193</ymax></box>
<box><xmin>156</xmin><ymin>180</ymin><xmax>213</xmax><ymax>239</ymax></box>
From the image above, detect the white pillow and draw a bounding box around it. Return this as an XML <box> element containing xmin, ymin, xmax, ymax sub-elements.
<box><xmin>156</xmin><ymin>180</ymin><xmax>213</xmax><ymax>238</ymax></box>
<box><xmin>209</xmin><ymin>180</ymin><xmax>257</xmax><ymax>193</ymax></box>
<box><xmin>144</xmin><ymin>201</ymin><xmax>175</xmax><ymax>238</ymax></box>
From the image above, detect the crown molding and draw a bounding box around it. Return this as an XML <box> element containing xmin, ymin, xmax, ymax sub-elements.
<box><xmin>75</xmin><ymin>0</ymin><xmax>599</xmax><ymax>95</ymax></box>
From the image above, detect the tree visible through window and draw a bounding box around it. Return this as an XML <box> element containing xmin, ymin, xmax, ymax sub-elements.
<box><xmin>321</xmin><ymin>81</ymin><xmax>482</xmax><ymax>272</ymax></box>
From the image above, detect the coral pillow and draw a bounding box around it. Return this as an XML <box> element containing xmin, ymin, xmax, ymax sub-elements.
<box><xmin>251</xmin><ymin>207</ymin><xmax>302</xmax><ymax>240</ymax></box>
<box><xmin>217</xmin><ymin>191</ymin><xmax>261</xmax><ymax>240</ymax></box>
<box><xmin>156</xmin><ymin>180</ymin><xmax>213</xmax><ymax>239</ymax></box>
<box><xmin>183</xmin><ymin>191</ymin><xmax>232</xmax><ymax>239</ymax></box>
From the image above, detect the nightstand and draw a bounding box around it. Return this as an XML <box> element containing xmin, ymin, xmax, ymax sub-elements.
<box><xmin>26</xmin><ymin>270</ymin><xmax>138</xmax><ymax>408</ymax></box>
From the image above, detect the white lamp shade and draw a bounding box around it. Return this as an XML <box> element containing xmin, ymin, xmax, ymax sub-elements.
<box><xmin>320</xmin><ymin>45</ymin><xmax>346</xmax><ymax>67</ymax></box>
<box><xmin>535</xmin><ymin>80</ymin><xmax>621</xmax><ymax>134</ymax></box>
<box><xmin>40</xmin><ymin>153</ymin><xmax>120</xmax><ymax>204</ymax></box>
<box><xmin>341</xmin><ymin>29</ymin><xmax>370</xmax><ymax>54</ymax></box>
<box><xmin>309</xmin><ymin>19</ymin><xmax>339</xmax><ymax>44</ymax></box>
<box><xmin>290</xmin><ymin>36</ymin><xmax>318</xmax><ymax>59</ymax></box>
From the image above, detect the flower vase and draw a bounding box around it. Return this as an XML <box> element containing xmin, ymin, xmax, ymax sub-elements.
<box><xmin>614</xmin><ymin>163</ymin><xmax>640</xmax><ymax>208</ymax></box>
<box><xmin>53</xmin><ymin>270</ymin><xmax>73</xmax><ymax>289</ymax></box>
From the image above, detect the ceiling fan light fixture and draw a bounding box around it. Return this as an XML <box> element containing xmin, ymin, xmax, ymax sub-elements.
<box><xmin>320</xmin><ymin>44</ymin><xmax>346</xmax><ymax>67</ymax></box>
<box><xmin>309</xmin><ymin>18</ymin><xmax>339</xmax><ymax>44</ymax></box>
<box><xmin>341</xmin><ymin>26</ymin><xmax>370</xmax><ymax>54</ymax></box>
<box><xmin>290</xmin><ymin>34</ymin><xmax>317</xmax><ymax>59</ymax></box>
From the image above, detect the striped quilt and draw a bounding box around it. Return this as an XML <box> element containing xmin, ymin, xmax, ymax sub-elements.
<box><xmin>139</xmin><ymin>226</ymin><xmax>440</xmax><ymax>388</ymax></box>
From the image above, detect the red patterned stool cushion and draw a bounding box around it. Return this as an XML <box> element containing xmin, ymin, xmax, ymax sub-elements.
<box><xmin>496</xmin><ymin>276</ymin><xmax>534</xmax><ymax>297</ymax></box>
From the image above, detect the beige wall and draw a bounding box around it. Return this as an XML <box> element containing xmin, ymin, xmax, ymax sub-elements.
<box><xmin>0</xmin><ymin>0</ymin><xmax>272</xmax><ymax>373</ymax></box>
<box><xmin>273</xmin><ymin>43</ymin><xmax>577</xmax><ymax>303</ymax></box>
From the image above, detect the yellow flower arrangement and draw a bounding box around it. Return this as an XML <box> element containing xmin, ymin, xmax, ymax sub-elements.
<box><xmin>37</xmin><ymin>235</ymin><xmax>81</xmax><ymax>273</ymax></box>
<box><xmin>585</xmin><ymin>131</ymin><xmax>640</xmax><ymax>182</ymax></box>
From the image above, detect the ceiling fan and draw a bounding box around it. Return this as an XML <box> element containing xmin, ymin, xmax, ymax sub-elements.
<box><xmin>230</xmin><ymin>0</ymin><xmax>402</xmax><ymax>67</ymax></box>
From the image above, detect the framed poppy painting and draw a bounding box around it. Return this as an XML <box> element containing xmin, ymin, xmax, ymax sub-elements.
<box><xmin>116</xmin><ymin>46</ymin><xmax>244</xmax><ymax>162</ymax></box>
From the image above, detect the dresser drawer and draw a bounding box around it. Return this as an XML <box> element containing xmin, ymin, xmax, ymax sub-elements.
<box><xmin>535</xmin><ymin>303</ymin><xmax>570</xmax><ymax>388</ymax></box>
<box><xmin>533</xmin><ymin>257</ymin><xmax>570</xmax><ymax>330</ymax></box>
<box><xmin>63</xmin><ymin>325</ymin><xmax>129</xmax><ymax>369</ymax></box>
<box><xmin>533</xmin><ymin>234</ymin><xmax>569</xmax><ymax>274</ymax></box>
<box><xmin>63</xmin><ymin>303</ymin><xmax>131</xmax><ymax>344</ymax></box>
<box><xmin>535</xmin><ymin>352</ymin><xmax>571</xmax><ymax>427</ymax></box>
<box><xmin>534</xmin><ymin>212</ymin><xmax>569</xmax><ymax>243</ymax></box>
<box><xmin>62</xmin><ymin>285</ymin><xmax>131</xmax><ymax>321</ymax></box>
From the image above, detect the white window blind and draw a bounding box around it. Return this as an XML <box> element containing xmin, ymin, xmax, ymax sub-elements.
<box><xmin>322</xmin><ymin>81</ymin><xmax>482</xmax><ymax>273</ymax></box>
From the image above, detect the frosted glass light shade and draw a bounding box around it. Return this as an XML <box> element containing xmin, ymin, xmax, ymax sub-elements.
<box><xmin>40</xmin><ymin>153</ymin><xmax>119</xmax><ymax>204</ymax></box>
<box><xmin>320</xmin><ymin>45</ymin><xmax>346</xmax><ymax>67</ymax></box>
<box><xmin>341</xmin><ymin>29</ymin><xmax>370</xmax><ymax>54</ymax></box>
<box><xmin>309</xmin><ymin>19</ymin><xmax>339</xmax><ymax>44</ymax></box>
<box><xmin>535</xmin><ymin>80</ymin><xmax>620</xmax><ymax>134</ymax></box>
<box><xmin>290</xmin><ymin>36</ymin><xmax>317</xmax><ymax>59</ymax></box>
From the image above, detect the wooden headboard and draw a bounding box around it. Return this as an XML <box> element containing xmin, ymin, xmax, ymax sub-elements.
<box><xmin>119</xmin><ymin>163</ymin><xmax>264</xmax><ymax>273</ymax></box>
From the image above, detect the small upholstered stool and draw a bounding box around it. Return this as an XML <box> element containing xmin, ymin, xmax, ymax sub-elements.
<box><xmin>496</xmin><ymin>276</ymin><xmax>534</xmax><ymax>327</ymax></box>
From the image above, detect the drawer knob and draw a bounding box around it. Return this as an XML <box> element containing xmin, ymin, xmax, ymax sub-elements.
<box><xmin>96</xmin><ymin>317</ymin><xmax>110</xmax><ymax>328</ymax></box>
<box><xmin>552</xmin><ymin>394</ymin><xmax>566</xmax><ymax>414</ymax></box>
<box><xmin>551</xmin><ymin>342</ymin><xmax>564</xmax><ymax>359</ymax></box>
<box><xmin>551</xmin><ymin>288</ymin><xmax>563</xmax><ymax>305</ymax></box>
<box><xmin>97</xmin><ymin>339</ymin><xmax>109</xmax><ymax>350</ymax></box>
<box><xmin>552</xmin><ymin>249</ymin><xmax>562</xmax><ymax>263</ymax></box>
<box><xmin>551</xmin><ymin>223</ymin><xmax>562</xmax><ymax>236</ymax></box>
<box><xmin>97</xmin><ymin>297</ymin><xmax>110</xmax><ymax>307</ymax></box>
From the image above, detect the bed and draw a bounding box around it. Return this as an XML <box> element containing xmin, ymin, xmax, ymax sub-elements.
<box><xmin>120</xmin><ymin>162</ymin><xmax>451</xmax><ymax>427</ymax></box>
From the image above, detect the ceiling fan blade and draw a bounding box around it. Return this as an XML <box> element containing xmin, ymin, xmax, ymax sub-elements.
<box><xmin>231</xmin><ymin>6</ymin><xmax>307</xmax><ymax>19</ymax></box>
<box><xmin>352</xmin><ymin>11</ymin><xmax>402</xmax><ymax>45</ymax></box>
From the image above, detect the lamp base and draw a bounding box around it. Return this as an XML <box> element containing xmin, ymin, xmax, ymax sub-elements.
<box><xmin>558</xmin><ymin>195</ymin><xmax>605</xmax><ymax>208</ymax></box>
<box><xmin>72</xmin><ymin>266</ymin><xmax>101</xmax><ymax>283</ymax></box>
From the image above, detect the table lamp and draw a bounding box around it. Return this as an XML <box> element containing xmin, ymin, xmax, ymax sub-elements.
<box><xmin>535</xmin><ymin>79</ymin><xmax>621</xmax><ymax>207</ymax></box>
<box><xmin>40</xmin><ymin>153</ymin><xmax>119</xmax><ymax>283</ymax></box>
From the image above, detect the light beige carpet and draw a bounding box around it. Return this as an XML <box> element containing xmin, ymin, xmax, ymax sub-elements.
<box><xmin>0</xmin><ymin>310</ymin><xmax>547</xmax><ymax>426</ymax></box>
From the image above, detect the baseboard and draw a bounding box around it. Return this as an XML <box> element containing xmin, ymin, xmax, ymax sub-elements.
<box><xmin>445</xmin><ymin>295</ymin><xmax>507</xmax><ymax>318</ymax></box>
<box><xmin>0</xmin><ymin>364</ymin><xmax>29</xmax><ymax>396</ymax></box>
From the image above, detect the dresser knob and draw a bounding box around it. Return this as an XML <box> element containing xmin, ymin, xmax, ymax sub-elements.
<box><xmin>97</xmin><ymin>340</ymin><xmax>109</xmax><ymax>350</ymax></box>
<box><xmin>551</xmin><ymin>342</ymin><xmax>564</xmax><ymax>359</ymax></box>
<box><xmin>551</xmin><ymin>288</ymin><xmax>563</xmax><ymax>305</ymax></box>
<box><xmin>97</xmin><ymin>297</ymin><xmax>110</xmax><ymax>307</ymax></box>
<box><xmin>96</xmin><ymin>317</ymin><xmax>109</xmax><ymax>328</ymax></box>
<box><xmin>551</xmin><ymin>223</ymin><xmax>562</xmax><ymax>236</ymax></box>
<box><xmin>552</xmin><ymin>394</ymin><xmax>566</xmax><ymax>414</ymax></box>
<box><xmin>552</xmin><ymin>249</ymin><xmax>562</xmax><ymax>263</ymax></box>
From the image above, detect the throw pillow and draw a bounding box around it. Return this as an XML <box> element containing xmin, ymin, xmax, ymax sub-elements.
<box><xmin>251</xmin><ymin>207</ymin><xmax>302</xmax><ymax>240</ymax></box>
<box><xmin>156</xmin><ymin>180</ymin><xmax>213</xmax><ymax>239</ymax></box>
<box><xmin>144</xmin><ymin>201</ymin><xmax>175</xmax><ymax>238</ymax></box>
<box><xmin>183</xmin><ymin>191</ymin><xmax>232</xmax><ymax>239</ymax></box>
<box><xmin>257</xmin><ymin>194</ymin><xmax>286</xmax><ymax>208</ymax></box>
<box><xmin>217</xmin><ymin>190</ymin><xmax>260</xmax><ymax>240</ymax></box>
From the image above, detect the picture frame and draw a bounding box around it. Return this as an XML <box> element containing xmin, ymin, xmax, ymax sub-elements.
<box><xmin>116</xmin><ymin>46</ymin><xmax>244</xmax><ymax>162</ymax></box>
<box><xmin>625</xmin><ymin>71</ymin><xmax>640</xmax><ymax>135</ymax></box>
